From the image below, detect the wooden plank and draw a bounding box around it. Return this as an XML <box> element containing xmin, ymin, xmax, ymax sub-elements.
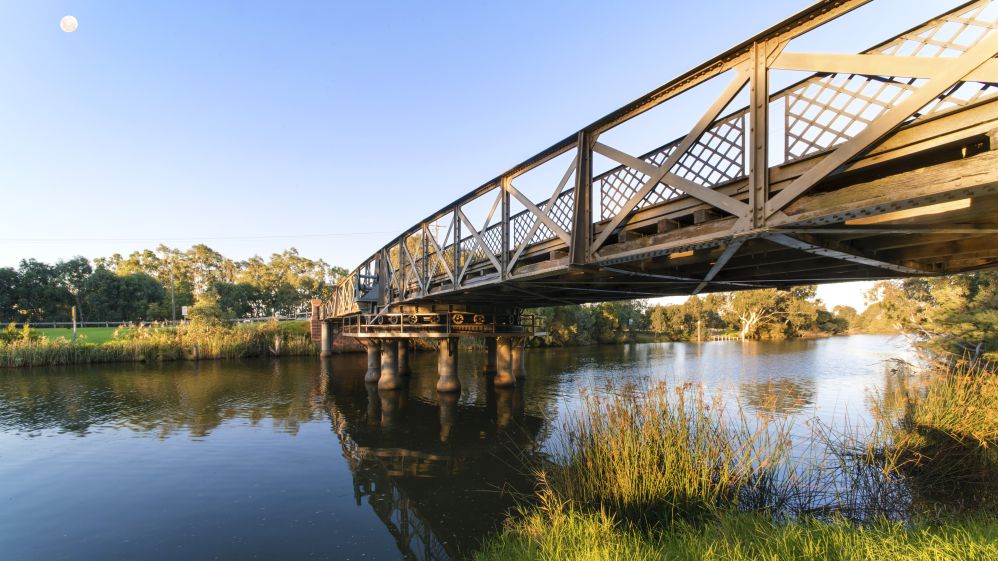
<box><xmin>773</xmin><ymin>149</ymin><xmax>998</xmax><ymax>227</ymax></box>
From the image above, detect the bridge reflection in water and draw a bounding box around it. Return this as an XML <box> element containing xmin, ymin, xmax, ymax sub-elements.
<box><xmin>318</xmin><ymin>358</ymin><xmax>545</xmax><ymax>561</ymax></box>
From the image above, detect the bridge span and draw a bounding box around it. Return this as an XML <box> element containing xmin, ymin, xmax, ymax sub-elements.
<box><xmin>313</xmin><ymin>0</ymin><xmax>998</xmax><ymax>390</ymax></box>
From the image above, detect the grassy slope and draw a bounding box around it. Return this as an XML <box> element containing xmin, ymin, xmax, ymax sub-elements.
<box><xmin>34</xmin><ymin>327</ymin><xmax>126</xmax><ymax>344</ymax></box>
<box><xmin>477</xmin><ymin>508</ymin><xmax>998</xmax><ymax>561</ymax></box>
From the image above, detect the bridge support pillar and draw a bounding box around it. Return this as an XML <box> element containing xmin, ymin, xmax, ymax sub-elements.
<box><xmin>494</xmin><ymin>337</ymin><xmax>516</xmax><ymax>387</ymax></box>
<box><xmin>436</xmin><ymin>337</ymin><xmax>461</xmax><ymax>393</ymax></box>
<box><xmin>364</xmin><ymin>340</ymin><xmax>381</xmax><ymax>383</ymax></box>
<box><xmin>378</xmin><ymin>339</ymin><xmax>401</xmax><ymax>390</ymax></box>
<box><xmin>397</xmin><ymin>340</ymin><xmax>411</xmax><ymax>376</ymax></box>
<box><xmin>483</xmin><ymin>337</ymin><xmax>497</xmax><ymax>376</ymax></box>
<box><xmin>319</xmin><ymin>321</ymin><xmax>333</xmax><ymax>357</ymax></box>
<box><xmin>512</xmin><ymin>338</ymin><xmax>526</xmax><ymax>380</ymax></box>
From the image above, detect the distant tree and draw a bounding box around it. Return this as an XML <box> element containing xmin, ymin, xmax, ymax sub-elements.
<box><xmin>648</xmin><ymin>304</ymin><xmax>684</xmax><ymax>339</ymax></box>
<box><xmin>722</xmin><ymin>286</ymin><xmax>823</xmax><ymax>340</ymax></box>
<box><xmin>81</xmin><ymin>268</ymin><xmax>122</xmax><ymax>322</ymax></box>
<box><xmin>16</xmin><ymin>259</ymin><xmax>72</xmax><ymax>322</ymax></box>
<box><xmin>723</xmin><ymin>289</ymin><xmax>783</xmax><ymax>340</ymax></box>
<box><xmin>118</xmin><ymin>273</ymin><xmax>165</xmax><ymax>321</ymax></box>
<box><xmin>869</xmin><ymin>272</ymin><xmax>998</xmax><ymax>359</ymax></box>
<box><xmin>0</xmin><ymin>267</ymin><xmax>18</xmax><ymax>323</ymax></box>
<box><xmin>832</xmin><ymin>305</ymin><xmax>859</xmax><ymax>329</ymax></box>
<box><xmin>55</xmin><ymin>256</ymin><xmax>93</xmax><ymax>322</ymax></box>
<box><xmin>213</xmin><ymin>281</ymin><xmax>260</xmax><ymax>319</ymax></box>
<box><xmin>187</xmin><ymin>290</ymin><xmax>228</xmax><ymax>327</ymax></box>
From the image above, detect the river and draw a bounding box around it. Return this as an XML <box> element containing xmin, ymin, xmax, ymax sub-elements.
<box><xmin>0</xmin><ymin>335</ymin><xmax>913</xmax><ymax>560</ymax></box>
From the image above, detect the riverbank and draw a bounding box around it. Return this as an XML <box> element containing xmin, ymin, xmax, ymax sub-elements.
<box><xmin>476</xmin><ymin>359</ymin><xmax>998</xmax><ymax>561</ymax></box>
<box><xmin>0</xmin><ymin>321</ymin><xmax>320</xmax><ymax>368</ymax></box>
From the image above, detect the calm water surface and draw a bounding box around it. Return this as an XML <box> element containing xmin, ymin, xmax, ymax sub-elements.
<box><xmin>0</xmin><ymin>335</ymin><xmax>912</xmax><ymax>560</ymax></box>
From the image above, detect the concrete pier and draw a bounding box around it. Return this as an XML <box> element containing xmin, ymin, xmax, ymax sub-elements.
<box><xmin>483</xmin><ymin>337</ymin><xmax>497</xmax><ymax>375</ymax></box>
<box><xmin>494</xmin><ymin>337</ymin><xmax>516</xmax><ymax>387</ymax></box>
<box><xmin>436</xmin><ymin>338</ymin><xmax>461</xmax><ymax>393</ymax></box>
<box><xmin>398</xmin><ymin>340</ymin><xmax>411</xmax><ymax>376</ymax></box>
<box><xmin>378</xmin><ymin>339</ymin><xmax>401</xmax><ymax>390</ymax></box>
<box><xmin>512</xmin><ymin>339</ymin><xmax>526</xmax><ymax>379</ymax></box>
<box><xmin>319</xmin><ymin>321</ymin><xmax>333</xmax><ymax>357</ymax></box>
<box><xmin>364</xmin><ymin>340</ymin><xmax>381</xmax><ymax>383</ymax></box>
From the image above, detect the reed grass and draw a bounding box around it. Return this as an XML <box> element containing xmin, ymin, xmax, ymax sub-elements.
<box><xmin>545</xmin><ymin>384</ymin><xmax>792</xmax><ymax>527</ymax></box>
<box><xmin>0</xmin><ymin>321</ymin><xmax>318</xmax><ymax>368</ymax></box>
<box><xmin>477</xmin><ymin>361</ymin><xmax>998</xmax><ymax>560</ymax></box>
<box><xmin>478</xmin><ymin>496</ymin><xmax>998</xmax><ymax>561</ymax></box>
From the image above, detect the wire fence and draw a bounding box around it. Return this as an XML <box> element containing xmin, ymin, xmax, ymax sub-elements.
<box><xmin>5</xmin><ymin>312</ymin><xmax>314</xmax><ymax>329</ymax></box>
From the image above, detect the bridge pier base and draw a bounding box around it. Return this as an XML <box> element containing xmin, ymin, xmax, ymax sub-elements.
<box><xmin>398</xmin><ymin>340</ymin><xmax>411</xmax><ymax>376</ymax></box>
<box><xmin>494</xmin><ymin>337</ymin><xmax>516</xmax><ymax>387</ymax></box>
<box><xmin>512</xmin><ymin>338</ymin><xmax>526</xmax><ymax>380</ymax></box>
<box><xmin>378</xmin><ymin>339</ymin><xmax>401</xmax><ymax>390</ymax></box>
<box><xmin>364</xmin><ymin>340</ymin><xmax>381</xmax><ymax>384</ymax></box>
<box><xmin>436</xmin><ymin>338</ymin><xmax>461</xmax><ymax>393</ymax></box>
<box><xmin>319</xmin><ymin>321</ymin><xmax>333</xmax><ymax>357</ymax></box>
<box><xmin>483</xmin><ymin>337</ymin><xmax>497</xmax><ymax>376</ymax></box>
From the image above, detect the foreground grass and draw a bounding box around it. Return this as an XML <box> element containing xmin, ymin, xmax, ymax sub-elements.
<box><xmin>477</xmin><ymin>361</ymin><xmax>998</xmax><ymax>560</ymax></box>
<box><xmin>0</xmin><ymin>321</ymin><xmax>317</xmax><ymax>367</ymax></box>
<box><xmin>478</xmin><ymin>504</ymin><xmax>998</xmax><ymax>561</ymax></box>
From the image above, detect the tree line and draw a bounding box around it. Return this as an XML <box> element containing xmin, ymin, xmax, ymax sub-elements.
<box><xmin>530</xmin><ymin>285</ymin><xmax>857</xmax><ymax>346</ymax></box>
<box><xmin>0</xmin><ymin>245</ymin><xmax>346</xmax><ymax>324</ymax></box>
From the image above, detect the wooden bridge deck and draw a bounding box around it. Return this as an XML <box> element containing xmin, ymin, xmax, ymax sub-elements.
<box><xmin>321</xmin><ymin>0</ymin><xmax>998</xmax><ymax>321</ymax></box>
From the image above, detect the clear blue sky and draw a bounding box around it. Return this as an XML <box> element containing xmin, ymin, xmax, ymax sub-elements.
<box><xmin>0</xmin><ymin>0</ymin><xmax>957</xmax><ymax>310</ymax></box>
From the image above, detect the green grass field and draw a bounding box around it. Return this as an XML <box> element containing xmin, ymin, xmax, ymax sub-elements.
<box><xmin>34</xmin><ymin>327</ymin><xmax>130</xmax><ymax>344</ymax></box>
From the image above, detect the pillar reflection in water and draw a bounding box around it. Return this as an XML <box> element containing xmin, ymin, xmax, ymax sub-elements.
<box><xmin>364</xmin><ymin>340</ymin><xmax>381</xmax><ymax>383</ymax></box>
<box><xmin>438</xmin><ymin>392</ymin><xmax>458</xmax><ymax>443</ymax></box>
<box><xmin>494</xmin><ymin>386</ymin><xmax>514</xmax><ymax>431</ymax></box>
<box><xmin>366</xmin><ymin>383</ymin><xmax>381</xmax><ymax>428</ymax></box>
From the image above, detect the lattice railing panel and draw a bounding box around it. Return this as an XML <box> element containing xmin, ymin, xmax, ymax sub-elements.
<box><xmin>510</xmin><ymin>190</ymin><xmax>575</xmax><ymax>247</ymax></box>
<box><xmin>481</xmin><ymin>223</ymin><xmax>503</xmax><ymax>257</ymax></box>
<box><xmin>596</xmin><ymin>110</ymin><xmax>746</xmax><ymax>221</ymax></box>
<box><xmin>781</xmin><ymin>0</ymin><xmax>998</xmax><ymax>162</ymax></box>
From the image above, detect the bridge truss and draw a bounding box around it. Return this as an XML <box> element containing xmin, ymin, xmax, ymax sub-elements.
<box><xmin>322</xmin><ymin>0</ymin><xmax>998</xmax><ymax>321</ymax></box>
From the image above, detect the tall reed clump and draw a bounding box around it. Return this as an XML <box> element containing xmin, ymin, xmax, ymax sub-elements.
<box><xmin>0</xmin><ymin>321</ymin><xmax>318</xmax><ymax>368</ymax></box>
<box><xmin>544</xmin><ymin>384</ymin><xmax>793</xmax><ymax>528</ymax></box>
<box><xmin>871</xmin><ymin>359</ymin><xmax>998</xmax><ymax>513</ymax></box>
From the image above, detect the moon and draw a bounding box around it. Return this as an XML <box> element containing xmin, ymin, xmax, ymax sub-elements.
<box><xmin>60</xmin><ymin>15</ymin><xmax>78</xmax><ymax>33</ymax></box>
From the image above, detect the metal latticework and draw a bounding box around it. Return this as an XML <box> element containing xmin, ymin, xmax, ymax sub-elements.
<box><xmin>511</xmin><ymin>190</ymin><xmax>575</xmax><ymax>247</ymax></box>
<box><xmin>782</xmin><ymin>0</ymin><xmax>998</xmax><ymax>162</ymax></box>
<box><xmin>596</xmin><ymin>110</ymin><xmax>747</xmax><ymax>220</ymax></box>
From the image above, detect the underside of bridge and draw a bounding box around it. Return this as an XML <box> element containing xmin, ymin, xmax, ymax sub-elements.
<box><xmin>314</xmin><ymin>0</ymin><xmax>998</xmax><ymax>388</ymax></box>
